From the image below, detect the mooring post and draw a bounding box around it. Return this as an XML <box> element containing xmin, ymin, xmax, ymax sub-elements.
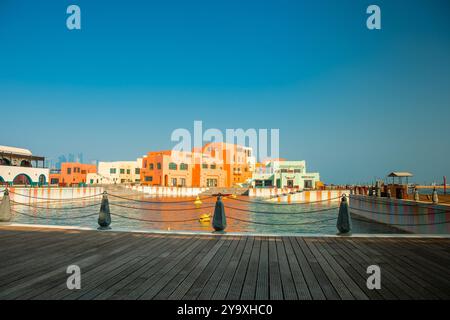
<box><xmin>212</xmin><ymin>194</ymin><xmax>226</xmax><ymax>232</ymax></box>
<box><xmin>0</xmin><ymin>189</ymin><xmax>12</xmax><ymax>222</ymax></box>
<box><xmin>98</xmin><ymin>191</ymin><xmax>111</xmax><ymax>230</ymax></box>
<box><xmin>337</xmin><ymin>194</ymin><xmax>352</xmax><ymax>235</ymax></box>
<box><xmin>414</xmin><ymin>188</ymin><xmax>420</xmax><ymax>201</ymax></box>
<box><xmin>375</xmin><ymin>181</ymin><xmax>381</xmax><ymax>197</ymax></box>
<box><xmin>432</xmin><ymin>188</ymin><xmax>439</xmax><ymax>204</ymax></box>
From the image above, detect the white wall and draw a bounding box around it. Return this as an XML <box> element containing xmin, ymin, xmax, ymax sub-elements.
<box><xmin>0</xmin><ymin>165</ymin><xmax>49</xmax><ymax>185</ymax></box>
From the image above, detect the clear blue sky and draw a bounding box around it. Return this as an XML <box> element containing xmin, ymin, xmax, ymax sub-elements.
<box><xmin>1</xmin><ymin>0</ymin><xmax>449</xmax><ymax>184</ymax></box>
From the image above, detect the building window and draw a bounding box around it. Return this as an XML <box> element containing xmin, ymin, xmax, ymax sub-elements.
<box><xmin>171</xmin><ymin>178</ymin><xmax>177</xmax><ymax>186</ymax></box>
<box><xmin>120</xmin><ymin>169</ymin><xmax>125</xmax><ymax>174</ymax></box>
<box><xmin>110</xmin><ymin>168</ymin><xmax>116</xmax><ymax>174</ymax></box>
<box><xmin>207</xmin><ymin>179</ymin><xmax>218</xmax><ymax>187</ymax></box>
<box><xmin>67</xmin><ymin>168</ymin><xmax>71</xmax><ymax>174</ymax></box>
<box><xmin>180</xmin><ymin>178</ymin><xmax>186</xmax><ymax>187</ymax></box>
<box><xmin>210</xmin><ymin>164</ymin><xmax>216</xmax><ymax>169</ymax></box>
<box><xmin>149</xmin><ymin>163</ymin><xmax>154</xmax><ymax>170</ymax></box>
<box><xmin>157</xmin><ymin>163</ymin><xmax>161</xmax><ymax>170</ymax></box>
<box><xmin>145</xmin><ymin>176</ymin><xmax>153</xmax><ymax>182</ymax></box>
<box><xmin>202</xmin><ymin>164</ymin><xmax>208</xmax><ymax>169</ymax></box>
<box><xmin>169</xmin><ymin>162</ymin><xmax>177</xmax><ymax>170</ymax></box>
<box><xmin>135</xmin><ymin>168</ymin><xmax>140</xmax><ymax>174</ymax></box>
<box><xmin>180</xmin><ymin>163</ymin><xmax>188</xmax><ymax>170</ymax></box>
<box><xmin>127</xmin><ymin>169</ymin><xmax>130</xmax><ymax>174</ymax></box>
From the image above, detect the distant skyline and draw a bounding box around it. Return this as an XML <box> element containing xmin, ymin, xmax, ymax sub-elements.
<box><xmin>1</xmin><ymin>0</ymin><xmax>449</xmax><ymax>184</ymax></box>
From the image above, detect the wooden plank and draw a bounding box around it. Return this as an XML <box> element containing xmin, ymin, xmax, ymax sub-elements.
<box><xmin>240</xmin><ymin>236</ymin><xmax>261</xmax><ymax>300</ymax></box>
<box><xmin>275</xmin><ymin>237</ymin><xmax>298</xmax><ymax>300</ymax></box>
<box><xmin>294</xmin><ymin>237</ymin><xmax>339</xmax><ymax>299</ymax></box>
<box><xmin>197</xmin><ymin>236</ymin><xmax>241</xmax><ymax>300</ymax></box>
<box><xmin>225</xmin><ymin>236</ymin><xmax>254</xmax><ymax>300</ymax></box>
<box><xmin>211</xmin><ymin>237</ymin><xmax>247</xmax><ymax>300</ymax></box>
<box><xmin>181</xmin><ymin>238</ymin><xmax>234</xmax><ymax>300</ymax></box>
<box><xmin>255</xmin><ymin>237</ymin><xmax>269</xmax><ymax>300</ymax></box>
<box><xmin>268</xmin><ymin>238</ymin><xmax>283</xmax><ymax>300</ymax></box>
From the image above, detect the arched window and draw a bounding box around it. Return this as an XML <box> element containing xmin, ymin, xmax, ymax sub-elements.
<box><xmin>20</xmin><ymin>160</ymin><xmax>32</xmax><ymax>167</ymax></box>
<box><xmin>38</xmin><ymin>174</ymin><xmax>46</xmax><ymax>186</ymax></box>
<box><xmin>12</xmin><ymin>174</ymin><xmax>32</xmax><ymax>185</ymax></box>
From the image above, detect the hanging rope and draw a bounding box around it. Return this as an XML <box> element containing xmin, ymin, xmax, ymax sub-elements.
<box><xmin>350</xmin><ymin>214</ymin><xmax>450</xmax><ymax>227</ymax></box>
<box><xmin>108</xmin><ymin>193</ymin><xmax>214</xmax><ymax>204</ymax></box>
<box><xmin>110</xmin><ymin>212</ymin><xmax>202</xmax><ymax>223</ymax></box>
<box><xmin>7</xmin><ymin>190</ymin><xmax>103</xmax><ymax>201</ymax></box>
<box><xmin>224</xmin><ymin>204</ymin><xmax>339</xmax><ymax>215</ymax></box>
<box><xmin>228</xmin><ymin>195</ymin><xmax>342</xmax><ymax>205</ymax></box>
<box><xmin>11</xmin><ymin>200</ymin><xmax>101</xmax><ymax>210</ymax></box>
<box><xmin>10</xmin><ymin>208</ymin><xmax>98</xmax><ymax>220</ymax></box>
<box><xmin>351</xmin><ymin>195</ymin><xmax>447</xmax><ymax>210</ymax></box>
<box><xmin>226</xmin><ymin>215</ymin><xmax>336</xmax><ymax>226</ymax></box>
<box><xmin>108</xmin><ymin>202</ymin><xmax>215</xmax><ymax>211</ymax></box>
<box><xmin>348</xmin><ymin>205</ymin><xmax>450</xmax><ymax>216</ymax></box>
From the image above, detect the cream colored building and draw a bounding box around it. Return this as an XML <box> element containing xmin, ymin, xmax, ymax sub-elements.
<box><xmin>86</xmin><ymin>158</ymin><xmax>143</xmax><ymax>185</ymax></box>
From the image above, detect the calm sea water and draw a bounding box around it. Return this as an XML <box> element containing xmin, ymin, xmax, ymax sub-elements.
<box><xmin>9</xmin><ymin>194</ymin><xmax>405</xmax><ymax>235</ymax></box>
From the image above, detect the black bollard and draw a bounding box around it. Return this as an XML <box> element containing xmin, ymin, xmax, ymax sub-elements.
<box><xmin>212</xmin><ymin>194</ymin><xmax>226</xmax><ymax>232</ymax></box>
<box><xmin>337</xmin><ymin>194</ymin><xmax>352</xmax><ymax>235</ymax></box>
<box><xmin>0</xmin><ymin>189</ymin><xmax>12</xmax><ymax>222</ymax></box>
<box><xmin>98</xmin><ymin>191</ymin><xmax>111</xmax><ymax>230</ymax></box>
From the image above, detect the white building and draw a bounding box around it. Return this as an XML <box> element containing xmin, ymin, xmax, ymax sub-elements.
<box><xmin>86</xmin><ymin>158</ymin><xmax>143</xmax><ymax>185</ymax></box>
<box><xmin>0</xmin><ymin>145</ymin><xmax>49</xmax><ymax>186</ymax></box>
<box><xmin>252</xmin><ymin>160</ymin><xmax>320</xmax><ymax>190</ymax></box>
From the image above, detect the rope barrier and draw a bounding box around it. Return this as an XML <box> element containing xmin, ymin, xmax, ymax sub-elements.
<box><xmin>11</xmin><ymin>200</ymin><xmax>102</xmax><ymax>210</ymax></box>
<box><xmin>226</xmin><ymin>216</ymin><xmax>336</xmax><ymax>226</ymax></box>
<box><xmin>224</xmin><ymin>204</ymin><xmax>340</xmax><ymax>215</ymax></box>
<box><xmin>349</xmin><ymin>214</ymin><xmax>450</xmax><ymax>227</ymax></box>
<box><xmin>108</xmin><ymin>193</ymin><xmax>214</xmax><ymax>204</ymax></box>
<box><xmin>348</xmin><ymin>206</ymin><xmax>450</xmax><ymax>216</ymax></box>
<box><xmin>110</xmin><ymin>212</ymin><xmax>202</xmax><ymax>223</ymax></box>
<box><xmin>108</xmin><ymin>202</ymin><xmax>215</xmax><ymax>211</ymax></box>
<box><xmin>351</xmin><ymin>195</ymin><xmax>448</xmax><ymax>210</ymax></box>
<box><xmin>7</xmin><ymin>190</ymin><xmax>103</xmax><ymax>201</ymax></box>
<box><xmin>228</xmin><ymin>195</ymin><xmax>342</xmax><ymax>205</ymax></box>
<box><xmin>10</xmin><ymin>208</ymin><xmax>98</xmax><ymax>220</ymax></box>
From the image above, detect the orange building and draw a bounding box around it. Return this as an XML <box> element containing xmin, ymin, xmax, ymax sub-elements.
<box><xmin>140</xmin><ymin>151</ymin><xmax>193</xmax><ymax>187</ymax></box>
<box><xmin>191</xmin><ymin>152</ymin><xmax>226</xmax><ymax>187</ymax></box>
<box><xmin>202</xmin><ymin>142</ymin><xmax>254</xmax><ymax>187</ymax></box>
<box><xmin>140</xmin><ymin>143</ymin><xmax>254</xmax><ymax>188</ymax></box>
<box><xmin>49</xmin><ymin>162</ymin><xmax>97</xmax><ymax>186</ymax></box>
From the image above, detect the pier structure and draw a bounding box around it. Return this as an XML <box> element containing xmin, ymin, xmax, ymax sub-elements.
<box><xmin>0</xmin><ymin>225</ymin><xmax>448</xmax><ymax>300</ymax></box>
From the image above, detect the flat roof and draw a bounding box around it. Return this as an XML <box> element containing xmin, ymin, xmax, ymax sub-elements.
<box><xmin>388</xmin><ymin>172</ymin><xmax>413</xmax><ymax>177</ymax></box>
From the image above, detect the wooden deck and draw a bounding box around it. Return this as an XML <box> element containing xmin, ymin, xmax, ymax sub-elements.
<box><xmin>0</xmin><ymin>225</ymin><xmax>449</xmax><ymax>300</ymax></box>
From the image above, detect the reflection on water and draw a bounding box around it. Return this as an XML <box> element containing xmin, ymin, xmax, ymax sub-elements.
<box><xmin>10</xmin><ymin>195</ymin><xmax>406</xmax><ymax>234</ymax></box>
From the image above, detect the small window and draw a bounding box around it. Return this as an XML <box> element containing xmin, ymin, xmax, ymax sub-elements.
<box><xmin>135</xmin><ymin>168</ymin><xmax>140</xmax><ymax>174</ymax></box>
<box><xmin>180</xmin><ymin>163</ymin><xmax>188</xmax><ymax>170</ymax></box>
<box><xmin>202</xmin><ymin>164</ymin><xmax>208</xmax><ymax>169</ymax></box>
<box><xmin>169</xmin><ymin>162</ymin><xmax>177</xmax><ymax>170</ymax></box>
<box><xmin>210</xmin><ymin>164</ymin><xmax>216</xmax><ymax>170</ymax></box>
<box><xmin>149</xmin><ymin>163</ymin><xmax>154</xmax><ymax>170</ymax></box>
<box><xmin>120</xmin><ymin>169</ymin><xmax>125</xmax><ymax>174</ymax></box>
<box><xmin>145</xmin><ymin>176</ymin><xmax>153</xmax><ymax>182</ymax></box>
<box><xmin>67</xmin><ymin>168</ymin><xmax>72</xmax><ymax>174</ymax></box>
<box><xmin>127</xmin><ymin>169</ymin><xmax>130</xmax><ymax>174</ymax></box>
<box><xmin>110</xmin><ymin>168</ymin><xmax>116</xmax><ymax>174</ymax></box>
<box><xmin>157</xmin><ymin>163</ymin><xmax>161</xmax><ymax>170</ymax></box>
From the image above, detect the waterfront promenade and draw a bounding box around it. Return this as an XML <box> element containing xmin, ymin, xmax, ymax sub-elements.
<box><xmin>0</xmin><ymin>225</ymin><xmax>449</xmax><ymax>300</ymax></box>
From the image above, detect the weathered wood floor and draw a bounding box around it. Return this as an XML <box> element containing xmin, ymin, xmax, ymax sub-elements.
<box><xmin>0</xmin><ymin>226</ymin><xmax>449</xmax><ymax>300</ymax></box>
